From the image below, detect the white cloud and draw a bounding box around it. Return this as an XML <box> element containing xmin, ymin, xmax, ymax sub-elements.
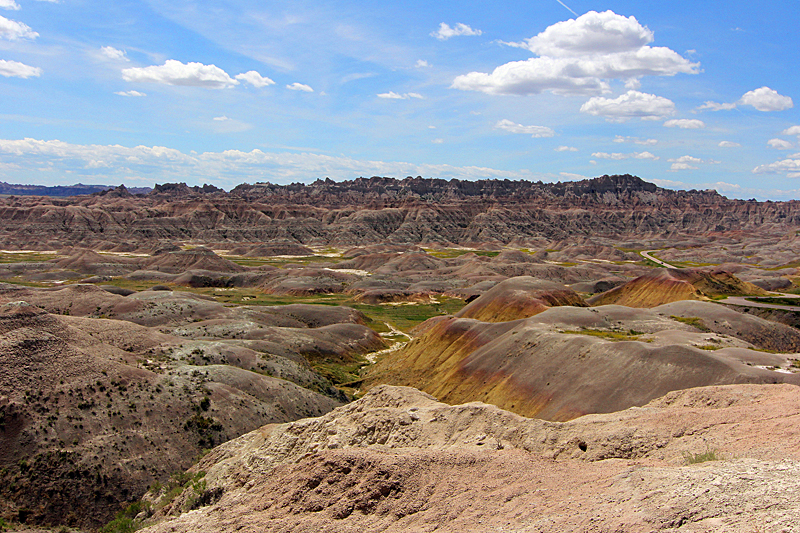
<box><xmin>0</xmin><ymin>14</ymin><xmax>37</xmax><ymax>40</ymax></box>
<box><xmin>768</xmin><ymin>138</ymin><xmax>794</xmax><ymax>149</ymax></box>
<box><xmin>698</xmin><ymin>101</ymin><xmax>737</xmax><ymax>111</ymax></box>
<box><xmin>663</xmin><ymin>118</ymin><xmax>705</xmax><ymax>129</ymax></box>
<box><xmin>431</xmin><ymin>138</ymin><xmax>444</xmax><ymax>144</ymax></box>
<box><xmin>377</xmin><ymin>91</ymin><xmax>423</xmax><ymax>100</ymax></box>
<box><xmin>591</xmin><ymin>151</ymin><xmax>659</xmax><ymax>160</ymax></box>
<box><xmin>614</xmin><ymin>135</ymin><xmax>657</xmax><ymax>145</ymax></box>
<box><xmin>670</xmin><ymin>155</ymin><xmax>702</xmax><ymax>164</ymax></box>
<box><xmin>415</xmin><ymin>60</ymin><xmax>431</xmax><ymax>68</ymax></box>
<box><xmin>754</xmin><ymin>158</ymin><xmax>800</xmax><ymax>178</ymax></box>
<box><xmin>431</xmin><ymin>23</ymin><xmax>482</xmax><ymax>41</ymax></box>
<box><xmin>560</xmin><ymin>172</ymin><xmax>589</xmax><ymax>180</ymax></box>
<box><xmin>739</xmin><ymin>87</ymin><xmax>793</xmax><ymax>112</ymax></box>
<box><xmin>667</xmin><ymin>155</ymin><xmax>715</xmax><ymax>170</ymax></box>
<box><xmin>0</xmin><ymin>137</ymin><xmax>542</xmax><ymax>185</ymax></box>
<box><xmin>0</xmin><ymin>59</ymin><xmax>41</xmax><ymax>78</ymax></box>
<box><xmin>782</xmin><ymin>126</ymin><xmax>800</xmax><ymax>136</ymax></box>
<box><xmin>454</xmin><ymin>11</ymin><xmax>698</xmax><ymax>96</ymax></box>
<box><xmin>0</xmin><ymin>1</ymin><xmax>20</xmax><ymax>10</ymax></box>
<box><xmin>100</xmin><ymin>46</ymin><xmax>128</xmax><ymax>61</ymax></box>
<box><xmin>523</xmin><ymin>10</ymin><xmax>653</xmax><ymax>57</ymax></box>
<box><xmin>625</xmin><ymin>78</ymin><xmax>641</xmax><ymax>90</ymax></box>
<box><xmin>555</xmin><ymin>145</ymin><xmax>578</xmax><ymax>152</ymax></box>
<box><xmin>580</xmin><ymin>90</ymin><xmax>675</xmax><ymax>122</ymax></box>
<box><xmin>122</xmin><ymin>60</ymin><xmax>239</xmax><ymax>88</ymax></box>
<box><xmin>235</xmin><ymin>70</ymin><xmax>275</xmax><ymax>88</ymax></box>
<box><xmin>495</xmin><ymin>119</ymin><xmax>555</xmax><ymax>138</ymax></box>
<box><xmin>115</xmin><ymin>90</ymin><xmax>146</xmax><ymax>97</ymax></box>
<box><xmin>213</xmin><ymin>116</ymin><xmax>229</xmax><ymax>121</ymax></box>
<box><xmin>286</xmin><ymin>82</ymin><xmax>313</xmax><ymax>92</ymax></box>
<box><xmin>719</xmin><ymin>141</ymin><xmax>740</xmax><ymax>147</ymax></box>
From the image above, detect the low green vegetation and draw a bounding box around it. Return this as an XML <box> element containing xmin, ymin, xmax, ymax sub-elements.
<box><xmin>101</xmin><ymin>501</ymin><xmax>150</xmax><ymax>533</ymax></box>
<box><xmin>669</xmin><ymin>315</ymin><xmax>711</xmax><ymax>332</ymax></box>
<box><xmin>561</xmin><ymin>328</ymin><xmax>647</xmax><ymax>341</ymax></box>
<box><xmin>424</xmin><ymin>248</ymin><xmax>501</xmax><ymax>259</ymax></box>
<box><xmin>683</xmin><ymin>447</ymin><xmax>721</xmax><ymax>464</ymax></box>
<box><xmin>0</xmin><ymin>251</ymin><xmax>58</xmax><ymax>263</ymax></box>
<box><xmin>744</xmin><ymin>296</ymin><xmax>800</xmax><ymax>307</ymax></box>
<box><xmin>224</xmin><ymin>254</ymin><xmax>346</xmax><ymax>268</ymax></box>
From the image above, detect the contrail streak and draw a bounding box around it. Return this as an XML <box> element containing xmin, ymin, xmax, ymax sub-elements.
<box><xmin>556</xmin><ymin>0</ymin><xmax>579</xmax><ymax>17</ymax></box>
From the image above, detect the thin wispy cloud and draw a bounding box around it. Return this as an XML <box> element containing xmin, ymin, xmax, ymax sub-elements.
<box><xmin>431</xmin><ymin>22</ymin><xmax>482</xmax><ymax>41</ymax></box>
<box><xmin>377</xmin><ymin>91</ymin><xmax>423</xmax><ymax>100</ymax></box>
<box><xmin>495</xmin><ymin>119</ymin><xmax>555</xmax><ymax>138</ymax></box>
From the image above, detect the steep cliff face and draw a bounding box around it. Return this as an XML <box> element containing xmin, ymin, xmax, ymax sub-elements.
<box><xmin>0</xmin><ymin>175</ymin><xmax>797</xmax><ymax>250</ymax></box>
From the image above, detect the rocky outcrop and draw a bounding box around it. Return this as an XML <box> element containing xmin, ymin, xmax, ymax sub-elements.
<box><xmin>0</xmin><ymin>175</ymin><xmax>798</xmax><ymax>250</ymax></box>
<box><xmin>137</xmin><ymin>383</ymin><xmax>800</xmax><ymax>533</ymax></box>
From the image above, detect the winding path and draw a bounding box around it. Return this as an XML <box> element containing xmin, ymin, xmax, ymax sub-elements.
<box><xmin>640</xmin><ymin>250</ymin><xmax>676</xmax><ymax>268</ymax></box>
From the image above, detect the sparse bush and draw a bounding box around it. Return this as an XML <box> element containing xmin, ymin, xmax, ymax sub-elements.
<box><xmin>683</xmin><ymin>447</ymin><xmax>721</xmax><ymax>464</ymax></box>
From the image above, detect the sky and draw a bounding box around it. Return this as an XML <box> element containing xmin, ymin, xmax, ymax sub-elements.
<box><xmin>0</xmin><ymin>0</ymin><xmax>799</xmax><ymax>199</ymax></box>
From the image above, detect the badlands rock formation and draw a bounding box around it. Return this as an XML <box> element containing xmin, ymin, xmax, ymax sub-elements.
<box><xmin>0</xmin><ymin>175</ymin><xmax>797</xmax><ymax>253</ymax></box>
<box><xmin>138</xmin><ymin>384</ymin><xmax>800</xmax><ymax>533</ymax></box>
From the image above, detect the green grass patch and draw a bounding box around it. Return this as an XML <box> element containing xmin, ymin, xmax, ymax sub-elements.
<box><xmin>425</xmin><ymin>248</ymin><xmax>501</xmax><ymax>259</ymax></box>
<box><xmin>0</xmin><ymin>277</ymin><xmax>51</xmax><ymax>287</ymax></box>
<box><xmin>683</xmin><ymin>447</ymin><xmax>721</xmax><ymax>464</ymax></box>
<box><xmin>223</xmin><ymin>254</ymin><xmax>345</xmax><ymax>268</ymax></box>
<box><xmin>669</xmin><ymin>315</ymin><xmax>711</xmax><ymax>332</ymax></box>
<box><xmin>0</xmin><ymin>251</ymin><xmax>58</xmax><ymax>263</ymax></box>
<box><xmin>561</xmin><ymin>328</ymin><xmax>646</xmax><ymax>341</ymax></box>
<box><xmin>744</xmin><ymin>296</ymin><xmax>800</xmax><ymax>307</ymax></box>
<box><xmin>695</xmin><ymin>344</ymin><xmax>722</xmax><ymax>351</ymax></box>
<box><xmin>107</xmin><ymin>280</ymin><xmax>466</xmax><ymax>333</ymax></box>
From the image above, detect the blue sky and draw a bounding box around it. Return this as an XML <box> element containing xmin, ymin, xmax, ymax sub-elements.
<box><xmin>0</xmin><ymin>0</ymin><xmax>799</xmax><ymax>199</ymax></box>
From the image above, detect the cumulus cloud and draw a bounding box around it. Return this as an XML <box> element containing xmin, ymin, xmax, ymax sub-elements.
<box><xmin>0</xmin><ymin>137</ymin><xmax>541</xmax><ymax>185</ymax></box>
<box><xmin>431</xmin><ymin>138</ymin><xmax>444</xmax><ymax>144</ymax></box>
<box><xmin>580</xmin><ymin>90</ymin><xmax>675</xmax><ymax>122</ymax></box>
<box><xmin>234</xmin><ymin>70</ymin><xmax>274</xmax><ymax>88</ymax></box>
<box><xmin>667</xmin><ymin>155</ymin><xmax>718</xmax><ymax>170</ymax></box>
<box><xmin>0</xmin><ymin>14</ymin><xmax>37</xmax><ymax>40</ymax></box>
<box><xmin>754</xmin><ymin>158</ymin><xmax>800</xmax><ymax>178</ymax></box>
<box><xmin>415</xmin><ymin>60</ymin><xmax>431</xmax><ymax>68</ymax></box>
<box><xmin>377</xmin><ymin>91</ymin><xmax>423</xmax><ymax>100</ymax></box>
<box><xmin>697</xmin><ymin>88</ymin><xmax>792</xmax><ymax>113</ymax></box>
<box><xmin>663</xmin><ymin>118</ymin><xmax>705</xmax><ymax>129</ymax></box>
<box><xmin>100</xmin><ymin>46</ymin><xmax>128</xmax><ymax>61</ymax></box>
<box><xmin>0</xmin><ymin>1</ymin><xmax>20</xmax><ymax>10</ymax></box>
<box><xmin>431</xmin><ymin>23</ymin><xmax>482</xmax><ymax>41</ymax></box>
<box><xmin>719</xmin><ymin>141</ymin><xmax>740</xmax><ymax>147</ymax></box>
<box><xmin>115</xmin><ymin>90</ymin><xmax>145</xmax><ymax>97</ymax></box>
<box><xmin>555</xmin><ymin>145</ymin><xmax>578</xmax><ymax>152</ymax></box>
<box><xmin>782</xmin><ymin>126</ymin><xmax>800</xmax><ymax>136</ymax></box>
<box><xmin>523</xmin><ymin>10</ymin><xmax>653</xmax><ymax>57</ymax></box>
<box><xmin>286</xmin><ymin>82</ymin><xmax>313</xmax><ymax>92</ymax></box>
<box><xmin>614</xmin><ymin>135</ymin><xmax>657</xmax><ymax>145</ymax></box>
<box><xmin>768</xmin><ymin>138</ymin><xmax>794</xmax><ymax>149</ymax></box>
<box><xmin>453</xmin><ymin>11</ymin><xmax>698</xmax><ymax>96</ymax></box>
<box><xmin>495</xmin><ymin>119</ymin><xmax>555</xmax><ymax>138</ymax></box>
<box><xmin>739</xmin><ymin>87</ymin><xmax>793</xmax><ymax>112</ymax></box>
<box><xmin>0</xmin><ymin>59</ymin><xmax>41</xmax><ymax>78</ymax></box>
<box><xmin>591</xmin><ymin>151</ymin><xmax>659</xmax><ymax>160</ymax></box>
<box><xmin>122</xmin><ymin>60</ymin><xmax>239</xmax><ymax>88</ymax></box>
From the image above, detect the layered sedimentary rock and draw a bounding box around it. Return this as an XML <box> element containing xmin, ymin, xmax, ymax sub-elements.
<box><xmin>0</xmin><ymin>175</ymin><xmax>798</xmax><ymax>250</ymax></box>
